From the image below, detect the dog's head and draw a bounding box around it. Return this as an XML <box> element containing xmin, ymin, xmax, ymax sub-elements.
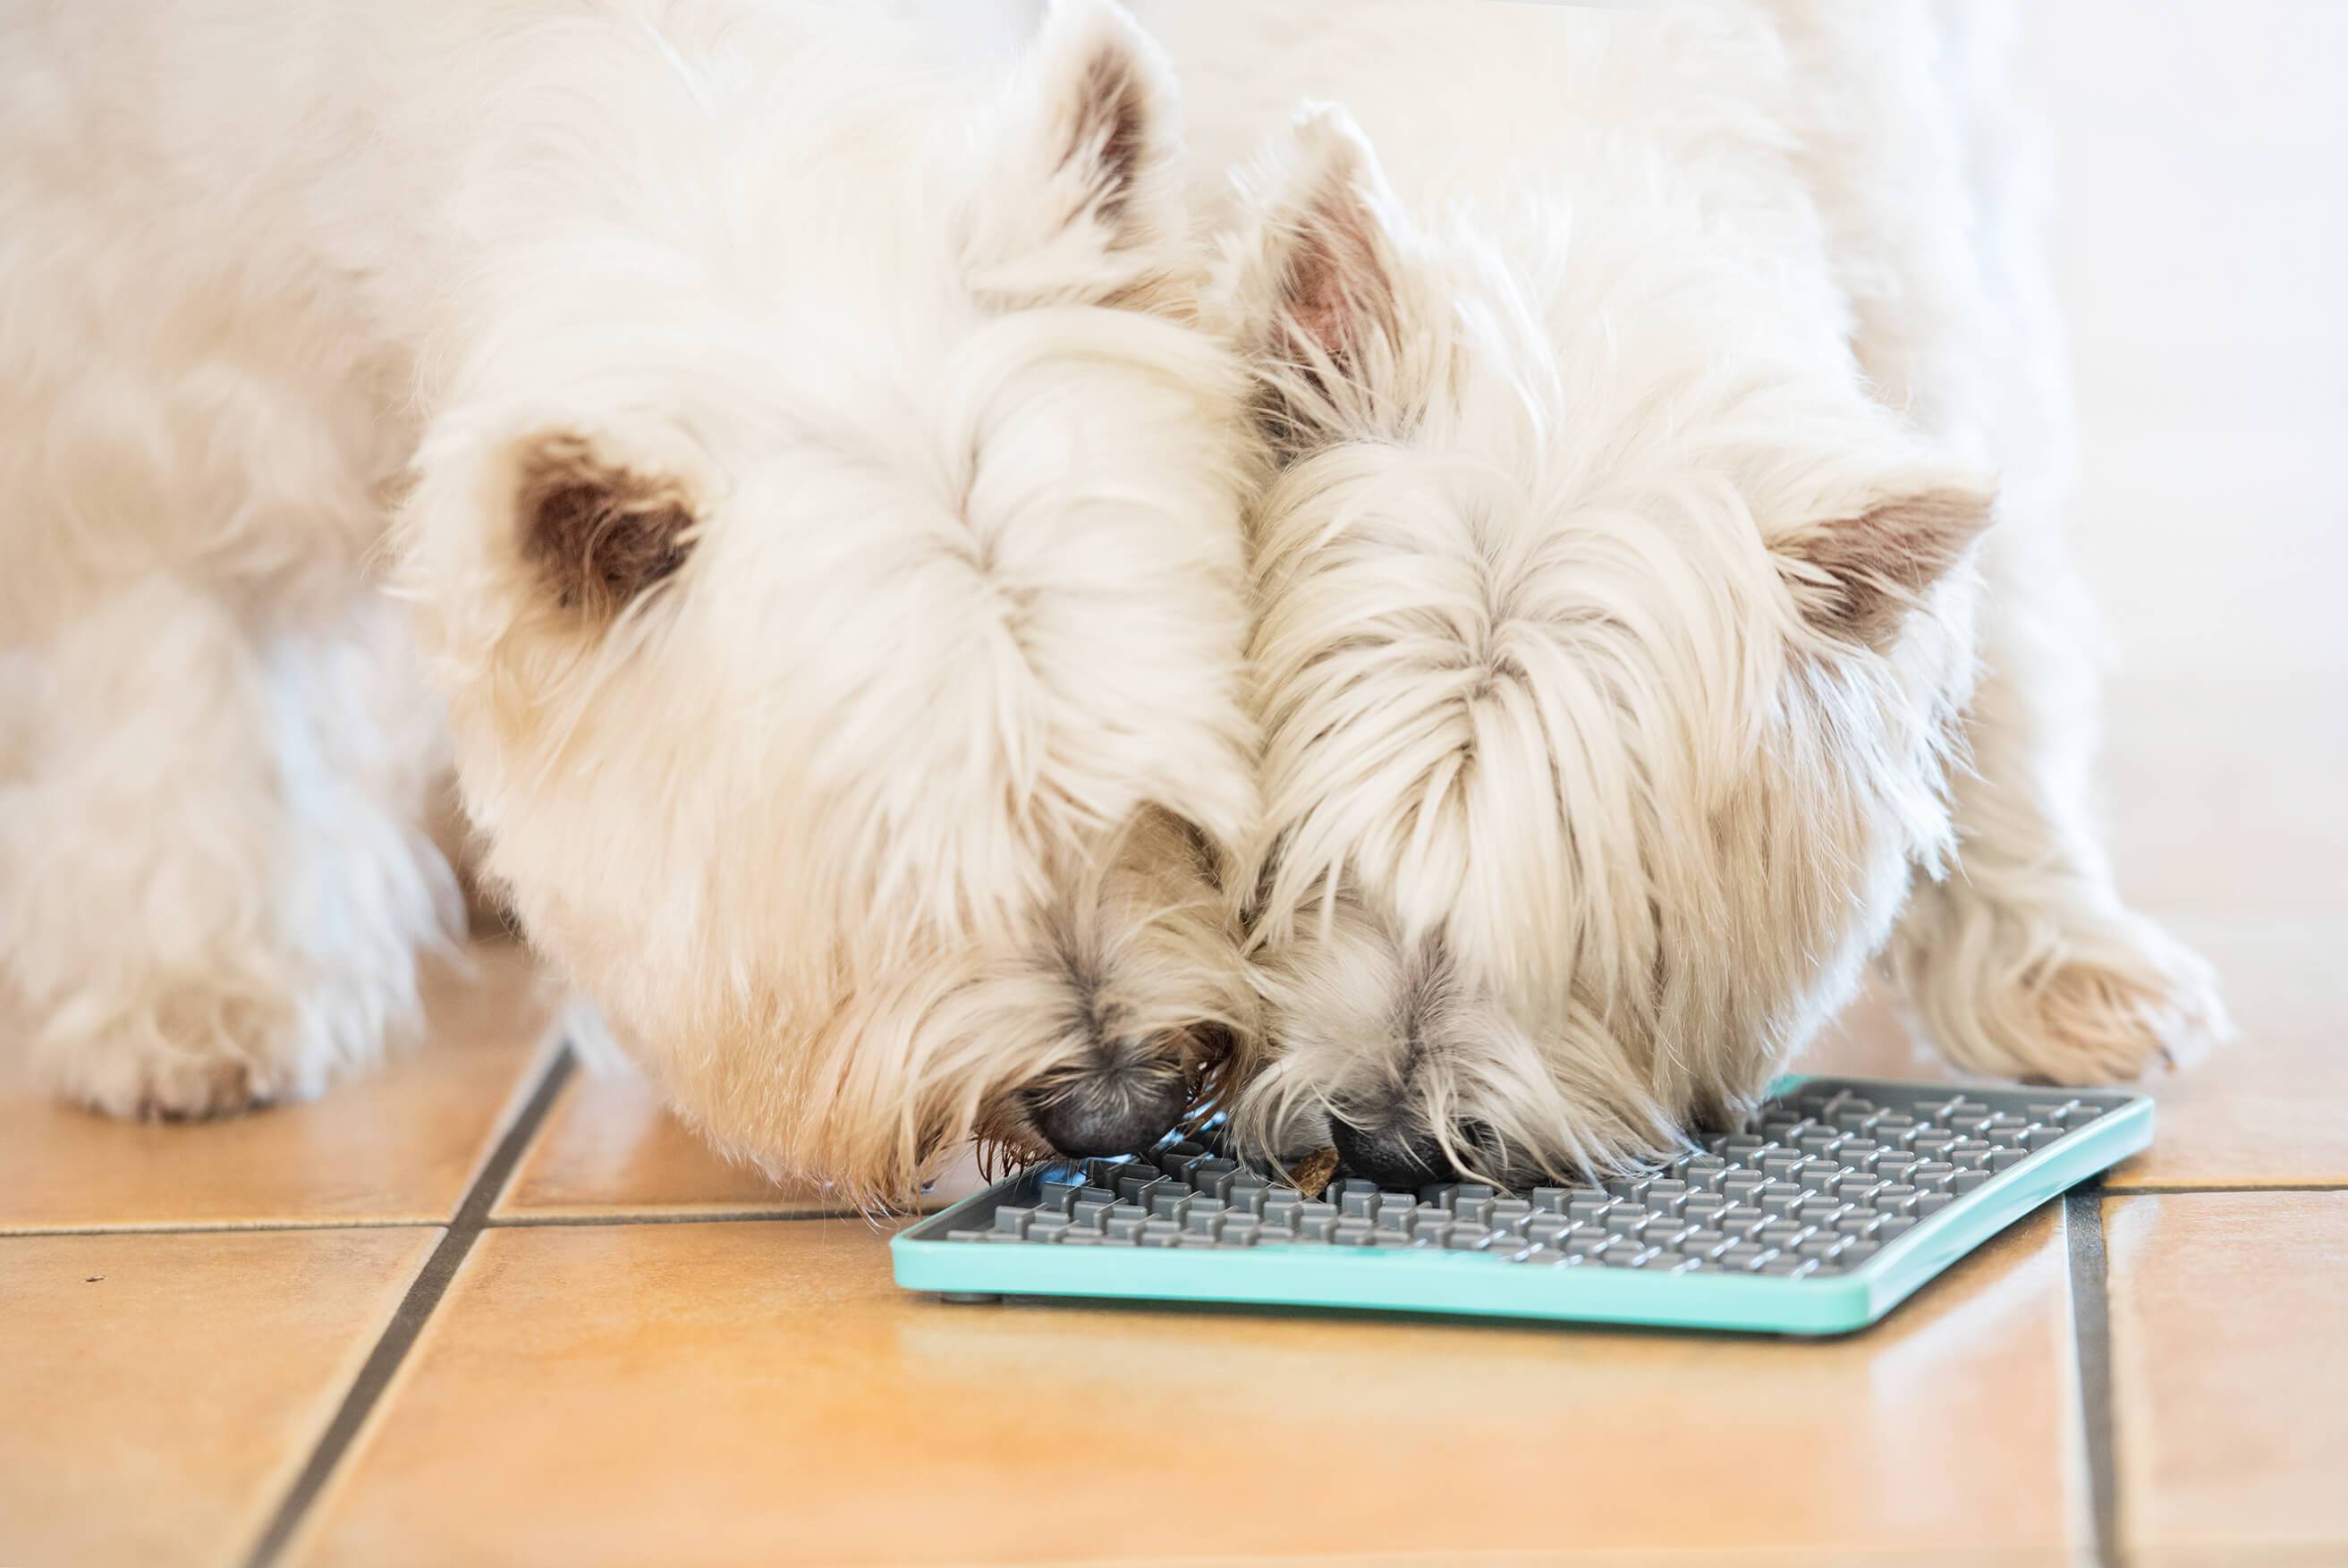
<box><xmin>399</xmin><ymin>2</ymin><xmax>1258</xmax><ymax>1205</ymax></box>
<box><xmin>1212</xmin><ymin>108</ymin><xmax>1992</xmax><ymax>1181</ymax></box>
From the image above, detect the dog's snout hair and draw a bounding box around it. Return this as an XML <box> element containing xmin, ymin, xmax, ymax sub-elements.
<box><xmin>988</xmin><ymin>807</ymin><xmax>1261</xmax><ymax>1165</ymax></box>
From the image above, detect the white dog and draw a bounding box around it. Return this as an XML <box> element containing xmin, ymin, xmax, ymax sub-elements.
<box><xmin>0</xmin><ymin>0</ymin><xmax>1263</xmax><ymax>1205</ymax></box>
<box><xmin>1121</xmin><ymin>0</ymin><xmax>2231</xmax><ymax>1184</ymax></box>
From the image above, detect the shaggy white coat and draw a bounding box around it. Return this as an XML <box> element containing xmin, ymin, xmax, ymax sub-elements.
<box><xmin>1123</xmin><ymin>0</ymin><xmax>2230</xmax><ymax>1178</ymax></box>
<box><xmin>0</xmin><ymin>0</ymin><xmax>1260</xmax><ymax>1204</ymax></box>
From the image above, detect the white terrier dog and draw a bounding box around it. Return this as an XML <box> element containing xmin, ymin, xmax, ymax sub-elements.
<box><xmin>1</xmin><ymin>0</ymin><xmax>1263</xmax><ymax>1204</ymax></box>
<box><xmin>1123</xmin><ymin>0</ymin><xmax>2231</xmax><ymax>1185</ymax></box>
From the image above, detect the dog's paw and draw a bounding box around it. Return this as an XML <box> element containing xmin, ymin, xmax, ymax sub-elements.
<box><xmin>61</xmin><ymin>1037</ymin><xmax>277</xmax><ymax>1121</ymax></box>
<box><xmin>2007</xmin><ymin>939</ymin><xmax>2232</xmax><ymax>1085</ymax></box>
<box><xmin>1901</xmin><ymin>898</ymin><xmax>2232</xmax><ymax>1085</ymax></box>
<box><xmin>36</xmin><ymin>976</ymin><xmax>382</xmax><ymax>1122</ymax></box>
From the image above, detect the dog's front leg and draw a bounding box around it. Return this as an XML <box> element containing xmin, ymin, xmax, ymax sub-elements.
<box><xmin>1889</xmin><ymin>520</ymin><xmax>2230</xmax><ymax>1084</ymax></box>
<box><xmin>2</xmin><ymin>581</ymin><xmax>459</xmax><ymax>1117</ymax></box>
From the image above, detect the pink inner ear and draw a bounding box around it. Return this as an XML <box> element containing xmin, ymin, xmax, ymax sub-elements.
<box><xmin>1279</xmin><ymin>175</ymin><xmax>1391</xmax><ymax>367</ymax></box>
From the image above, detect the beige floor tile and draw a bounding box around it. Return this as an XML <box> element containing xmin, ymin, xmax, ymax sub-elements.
<box><xmin>2106</xmin><ymin>1191</ymin><xmax>2348</xmax><ymax>1564</ymax></box>
<box><xmin>496</xmin><ymin>1067</ymin><xmax>988</xmax><ymax>1218</ymax></box>
<box><xmin>494</xmin><ymin>1068</ymin><xmax>810</xmax><ymax>1217</ymax></box>
<box><xmin>0</xmin><ymin>1226</ymin><xmax>437</xmax><ymax>1568</ymax></box>
<box><xmin>292</xmin><ymin>1209</ymin><xmax>2081</xmax><ymax>1568</ymax></box>
<box><xmin>2098</xmin><ymin>919</ymin><xmax>2348</xmax><ymax>1191</ymax></box>
<box><xmin>0</xmin><ymin>944</ymin><xmax>559</xmax><ymax>1231</ymax></box>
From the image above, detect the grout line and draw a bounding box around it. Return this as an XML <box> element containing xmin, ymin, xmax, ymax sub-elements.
<box><xmin>486</xmin><ymin>1208</ymin><xmax>881</xmax><ymax>1227</ymax></box>
<box><xmin>2101</xmin><ymin>1181</ymin><xmax>2348</xmax><ymax>1196</ymax></box>
<box><xmin>241</xmin><ymin>1043</ymin><xmax>577</xmax><ymax>1568</ymax></box>
<box><xmin>0</xmin><ymin>1217</ymin><xmax>445</xmax><ymax>1239</ymax></box>
<box><xmin>484</xmin><ymin>1191</ymin><xmax>971</xmax><ymax>1229</ymax></box>
<box><xmin>2065</xmin><ymin>1186</ymin><xmax>2123</xmax><ymax>1568</ymax></box>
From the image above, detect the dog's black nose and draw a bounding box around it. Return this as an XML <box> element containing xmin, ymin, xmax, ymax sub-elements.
<box><xmin>1327</xmin><ymin>1115</ymin><xmax>1462</xmax><ymax>1190</ymax></box>
<box><xmin>1028</xmin><ymin>1068</ymin><xmax>1189</xmax><ymax>1158</ymax></box>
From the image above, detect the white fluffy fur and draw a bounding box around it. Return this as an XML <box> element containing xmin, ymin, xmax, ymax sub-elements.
<box><xmin>1122</xmin><ymin>0</ymin><xmax>2230</xmax><ymax>1180</ymax></box>
<box><xmin>3</xmin><ymin>0</ymin><xmax>2231</xmax><ymax>1201</ymax></box>
<box><xmin>1</xmin><ymin>0</ymin><xmax>1260</xmax><ymax>1203</ymax></box>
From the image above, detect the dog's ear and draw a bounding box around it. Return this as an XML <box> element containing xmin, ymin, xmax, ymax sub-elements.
<box><xmin>1217</xmin><ymin>105</ymin><xmax>1415</xmax><ymax>460</ymax></box>
<box><xmin>1770</xmin><ymin>463</ymin><xmax>1995</xmax><ymax>648</ymax></box>
<box><xmin>963</xmin><ymin>0</ymin><xmax>1184</xmax><ymax>309</ymax></box>
<box><xmin>512</xmin><ymin>434</ymin><xmax>699</xmax><ymax>621</ymax></box>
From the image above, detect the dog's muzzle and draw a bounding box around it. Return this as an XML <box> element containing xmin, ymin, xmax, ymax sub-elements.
<box><xmin>1026</xmin><ymin>1068</ymin><xmax>1190</xmax><ymax>1158</ymax></box>
<box><xmin>1327</xmin><ymin>1115</ymin><xmax>1466</xmax><ymax>1190</ymax></box>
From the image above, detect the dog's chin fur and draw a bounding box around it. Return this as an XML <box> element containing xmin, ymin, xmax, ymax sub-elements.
<box><xmin>4</xmin><ymin>0</ymin><xmax>1262</xmax><ymax>1208</ymax></box>
<box><xmin>1129</xmin><ymin>0</ymin><xmax>2228</xmax><ymax>1181</ymax></box>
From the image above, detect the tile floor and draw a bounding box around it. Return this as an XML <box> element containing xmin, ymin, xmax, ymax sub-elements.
<box><xmin>4</xmin><ymin>4</ymin><xmax>2342</xmax><ymax>1565</ymax></box>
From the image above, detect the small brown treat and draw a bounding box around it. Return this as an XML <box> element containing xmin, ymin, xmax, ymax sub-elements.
<box><xmin>1287</xmin><ymin>1147</ymin><xmax>1341</xmax><ymax>1200</ymax></box>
